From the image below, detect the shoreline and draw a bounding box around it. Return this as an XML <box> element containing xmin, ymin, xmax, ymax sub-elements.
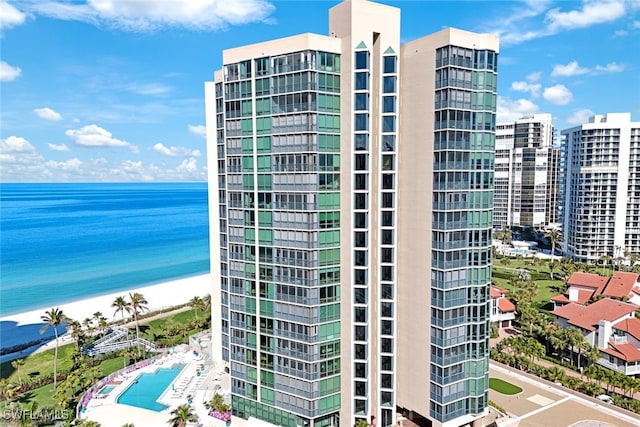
<box><xmin>0</xmin><ymin>273</ymin><xmax>212</xmax><ymax>351</ymax></box>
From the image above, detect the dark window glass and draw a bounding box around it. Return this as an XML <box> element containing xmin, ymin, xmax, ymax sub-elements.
<box><xmin>355</xmin><ymin>113</ymin><xmax>369</xmax><ymax>131</ymax></box>
<box><xmin>383</xmin><ymin>76</ymin><xmax>396</xmax><ymax>93</ymax></box>
<box><xmin>381</xmin><ymin>247</ymin><xmax>393</xmax><ymax>263</ymax></box>
<box><xmin>355</xmin><ymin>154</ymin><xmax>368</xmax><ymax>171</ymax></box>
<box><xmin>355</xmin><ymin>250</ymin><xmax>367</xmax><ymax>266</ymax></box>
<box><xmin>382</xmin><ymin>229</ymin><xmax>393</xmax><ymax>244</ymax></box>
<box><xmin>355</xmin><ymin>306</ymin><xmax>366</xmax><ymax>323</ymax></box>
<box><xmin>383</xmin><ymin>56</ymin><xmax>396</xmax><ymax>74</ymax></box>
<box><xmin>355</xmin><ymin>72</ymin><xmax>369</xmax><ymax>90</ymax></box>
<box><xmin>355</xmin><ymin>361</ymin><xmax>366</xmax><ymax>377</ymax></box>
<box><xmin>382</xmin><ymin>135</ymin><xmax>395</xmax><ymax>152</ymax></box>
<box><xmin>381</xmin><ymin>283</ymin><xmax>393</xmax><ymax>299</ymax></box>
<box><xmin>355</xmin><ymin>134</ymin><xmax>369</xmax><ymax>151</ymax></box>
<box><xmin>355</xmin><ymin>51</ymin><xmax>369</xmax><ymax>69</ymax></box>
<box><xmin>382</xmin><ymin>192</ymin><xmax>393</xmax><ymax>208</ymax></box>
<box><xmin>382</xmin><ymin>173</ymin><xmax>394</xmax><ymax>189</ymax></box>
<box><xmin>383</xmin><ymin>116</ymin><xmax>395</xmax><ymax>132</ymax></box>
<box><xmin>355</xmin><ymin>212</ymin><xmax>367</xmax><ymax>229</ymax></box>
<box><xmin>355</xmin><ymin>93</ymin><xmax>369</xmax><ymax>110</ymax></box>
<box><xmin>354</xmin><ymin>288</ymin><xmax>367</xmax><ymax>304</ymax></box>
<box><xmin>383</xmin><ymin>96</ymin><xmax>395</xmax><ymax>113</ymax></box>
<box><xmin>382</xmin><ymin>210</ymin><xmax>393</xmax><ymax>226</ymax></box>
<box><xmin>355</xmin><ymin>174</ymin><xmax>368</xmax><ymax>190</ymax></box>
<box><xmin>381</xmin><ymin>338</ymin><xmax>393</xmax><ymax>353</ymax></box>
<box><xmin>355</xmin><ymin>231</ymin><xmax>367</xmax><ymax>248</ymax></box>
<box><xmin>355</xmin><ymin>193</ymin><xmax>367</xmax><ymax>209</ymax></box>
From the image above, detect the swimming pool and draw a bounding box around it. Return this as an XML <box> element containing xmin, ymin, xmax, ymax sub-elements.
<box><xmin>116</xmin><ymin>364</ymin><xmax>185</xmax><ymax>412</ymax></box>
<box><xmin>98</xmin><ymin>385</ymin><xmax>116</xmax><ymax>395</ymax></box>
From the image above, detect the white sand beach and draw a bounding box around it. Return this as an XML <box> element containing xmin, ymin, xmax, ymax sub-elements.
<box><xmin>0</xmin><ymin>274</ymin><xmax>212</xmax><ymax>351</ymax></box>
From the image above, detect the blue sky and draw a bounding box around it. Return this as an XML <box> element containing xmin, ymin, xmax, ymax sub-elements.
<box><xmin>1</xmin><ymin>0</ymin><xmax>639</xmax><ymax>182</ymax></box>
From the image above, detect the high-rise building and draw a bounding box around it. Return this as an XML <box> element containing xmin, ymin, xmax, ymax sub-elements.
<box><xmin>204</xmin><ymin>1</ymin><xmax>498</xmax><ymax>426</ymax></box>
<box><xmin>562</xmin><ymin>113</ymin><xmax>640</xmax><ymax>263</ymax></box>
<box><xmin>494</xmin><ymin>114</ymin><xmax>559</xmax><ymax>230</ymax></box>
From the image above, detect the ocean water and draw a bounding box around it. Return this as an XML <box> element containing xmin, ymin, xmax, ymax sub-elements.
<box><xmin>0</xmin><ymin>183</ymin><xmax>210</xmax><ymax>317</ymax></box>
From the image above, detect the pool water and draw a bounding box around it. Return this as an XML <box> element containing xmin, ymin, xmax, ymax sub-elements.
<box><xmin>99</xmin><ymin>385</ymin><xmax>116</xmax><ymax>395</ymax></box>
<box><xmin>117</xmin><ymin>364</ymin><xmax>185</xmax><ymax>412</ymax></box>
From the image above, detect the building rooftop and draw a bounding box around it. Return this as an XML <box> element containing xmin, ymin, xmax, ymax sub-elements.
<box><xmin>602</xmin><ymin>272</ymin><xmax>639</xmax><ymax>299</ymax></box>
<box><xmin>603</xmin><ymin>342</ymin><xmax>640</xmax><ymax>363</ymax></box>
<box><xmin>551</xmin><ymin>298</ymin><xmax>637</xmax><ymax>331</ymax></box>
<box><xmin>613</xmin><ymin>317</ymin><xmax>640</xmax><ymax>342</ymax></box>
<box><xmin>566</xmin><ymin>272</ymin><xmax>609</xmax><ymax>294</ymax></box>
<box><xmin>498</xmin><ymin>298</ymin><xmax>516</xmax><ymax>313</ymax></box>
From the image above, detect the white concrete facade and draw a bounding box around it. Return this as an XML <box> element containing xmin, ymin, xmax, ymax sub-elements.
<box><xmin>494</xmin><ymin>114</ymin><xmax>557</xmax><ymax>230</ymax></box>
<box><xmin>562</xmin><ymin>113</ymin><xmax>640</xmax><ymax>263</ymax></box>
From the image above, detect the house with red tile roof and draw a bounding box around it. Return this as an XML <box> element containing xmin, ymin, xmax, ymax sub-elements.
<box><xmin>490</xmin><ymin>285</ymin><xmax>516</xmax><ymax>328</ymax></box>
<box><xmin>550</xmin><ymin>271</ymin><xmax>640</xmax><ymax>309</ymax></box>
<box><xmin>601</xmin><ymin>271</ymin><xmax>640</xmax><ymax>305</ymax></box>
<box><xmin>551</xmin><ymin>298</ymin><xmax>640</xmax><ymax>376</ymax></box>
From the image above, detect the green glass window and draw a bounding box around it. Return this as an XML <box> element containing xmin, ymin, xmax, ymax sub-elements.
<box><xmin>319</xmin><ymin>321</ymin><xmax>340</xmax><ymax>340</ymax></box>
<box><xmin>319</xmin><ymin>249</ymin><xmax>340</xmax><ymax>266</ymax></box>
<box><xmin>241</xmin><ymin>118</ymin><xmax>253</xmax><ymax>135</ymax></box>
<box><xmin>318</xmin><ymin>192</ymin><xmax>340</xmax><ymax>210</ymax></box>
<box><xmin>257</xmin><ymin>156</ymin><xmax>271</xmax><ymax>172</ymax></box>
<box><xmin>245</xmin><ymin>228</ymin><xmax>255</xmax><ymax>243</ymax></box>
<box><xmin>256</xmin><ymin>117</ymin><xmax>271</xmax><ymax>135</ymax></box>
<box><xmin>242</xmin><ymin>156</ymin><xmax>254</xmax><ymax>171</ymax></box>
<box><xmin>243</xmin><ymin>174</ymin><xmax>254</xmax><ymax>190</ymax></box>
<box><xmin>257</xmin><ymin>136</ymin><xmax>271</xmax><ymax>152</ymax></box>
<box><xmin>258</xmin><ymin>211</ymin><xmax>272</xmax><ymax>227</ymax></box>
<box><xmin>260</xmin><ymin>299</ymin><xmax>274</xmax><ymax>316</ymax></box>
<box><xmin>247</xmin><ymin>331</ymin><xmax>257</xmax><ymax>347</ymax></box>
<box><xmin>257</xmin><ymin>174</ymin><xmax>272</xmax><ymax>190</ymax></box>
<box><xmin>319</xmin><ymin>376</ymin><xmax>341</xmax><ymax>396</ymax></box>
<box><xmin>247</xmin><ymin>366</ymin><xmax>257</xmax><ymax>382</ymax></box>
<box><xmin>242</xmin><ymin>138</ymin><xmax>253</xmax><ymax>154</ymax></box>
<box><xmin>319</xmin><ymin>230</ymin><xmax>340</xmax><ymax>247</ymax></box>
<box><xmin>241</xmin><ymin>100</ymin><xmax>252</xmax><ymax>116</ymax></box>
<box><xmin>256</xmin><ymin>98</ymin><xmax>270</xmax><ymax>115</ymax></box>
<box><xmin>258</xmin><ymin>228</ymin><xmax>273</xmax><ymax>245</ymax></box>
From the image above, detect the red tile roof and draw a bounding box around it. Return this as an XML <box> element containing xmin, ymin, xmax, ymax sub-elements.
<box><xmin>603</xmin><ymin>272</ymin><xmax>639</xmax><ymax>298</ymax></box>
<box><xmin>614</xmin><ymin>317</ymin><xmax>640</xmax><ymax>341</ymax></box>
<box><xmin>551</xmin><ymin>299</ymin><xmax>637</xmax><ymax>331</ymax></box>
<box><xmin>566</xmin><ymin>272</ymin><xmax>608</xmax><ymax>294</ymax></box>
<box><xmin>491</xmin><ymin>285</ymin><xmax>507</xmax><ymax>298</ymax></box>
<box><xmin>551</xmin><ymin>294</ymin><xmax>569</xmax><ymax>303</ymax></box>
<box><xmin>550</xmin><ymin>289</ymin><xmax>593</xmax><ymax>305</ymax></box>
<box><xmin>498</xmin><ymin>298</ymin><xmax>516</xmax><ymax>313</ymax></box>
<box><xmin>604</xmin><ymin>342</ymin><xmax>640</xmax><ymax>362</ymax></box>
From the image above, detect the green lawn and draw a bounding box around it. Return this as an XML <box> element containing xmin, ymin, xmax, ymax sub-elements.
<box><xmin>1</xmin><ymin>343</ymin><xmax>77</xmax><ymax>381</ymax></box>
<box><xmin>489</xmin><ymin>377</ymin><xmax>523</xmax><ymax>395</ymax></box>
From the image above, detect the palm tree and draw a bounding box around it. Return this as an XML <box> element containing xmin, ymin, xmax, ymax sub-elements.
<box><xmin>0</xmin><ymin>379</ymin><xmax>20</xmax><ymax>401</ymax></box>
<box><xmin>112</xmin><ymin>295</ymin><xmax>130</xmax><ymax>324</ymax></box>
<box><xmin>11</xmin><ymin>359</ymin><xmax>24</xmax><ymax>386</ymax></box>
<box><xmin>168</xmin><ymin>404</ymin><xmax>199</xmax><ymax>427</ymax></box>
<box><xmin>189</xmin><ymin>296</ymin><xmax>206</xmax><ymax>322</ymax></box>
<box><xmin>545</xmin><ymin>229</ymin><xmax>562</xmax><ymax>256</ymax></box>
<box><xmin>40</xmin><ymin>307</ymin><xmax>69</xmax><ymax>390</ymax></box>
<box><xmin>126</xmin><ymin>292</ymin><xmax>149</xmax><ymax>356</ymax></box>
<box><xmin>355</xmin><ymin>419</ymin><xmax>371</xmax><ymax>427</ymax></box>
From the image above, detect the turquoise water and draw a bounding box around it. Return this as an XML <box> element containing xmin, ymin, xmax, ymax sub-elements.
<box><xmin>98</xmin><ymin>385</ymin><xmax>115</xmax><ymax>395</ymax></box>
<box><xmin>117</xmin><ymin>365</ymin><xmax>185</xmax><ymax>411</ymax></box>
<box><xmin>0</xmin><ymin>183</ymin><xmax>210</xmax><ymax>316</ymax></box>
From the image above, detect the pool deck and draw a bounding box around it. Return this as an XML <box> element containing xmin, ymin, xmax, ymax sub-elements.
<box><xmin>80</xmin><ymin>343</ymin><xmax>231</xmax><ymax>427</ymax></box>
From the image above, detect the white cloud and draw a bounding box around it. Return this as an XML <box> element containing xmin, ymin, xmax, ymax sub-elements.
<box><xmin>497</xmin><ymin>97</ymin><xmax>540</xmax><ymax>123</ymax></box>
<box><xmin>25</xmin><ymin>0</ymin><xmax>276</xmax><ymax>32</ymax></box>
<box><xmin>188</xmin><ymin>124</ymin><xmax>206</xmax><ymax>138</ymax></box>
<box><xmin>177</xmin><ymin>157</ymin><xmax>198</xmax><ymax>173</ymax></box>
<box><xmin>526</xmin><ymin>72</ymin><xmax>542</xmax><ymax>82</ymax></box>
<box><xmin>490</xmin><ymin>0</ymin><xmax>630</xmax><ymax>45</ymax></box>
<box><xmin>511</xmin><ymin>81</ymin><xmax>542</xmax><ymax>97</ymax></box>
<box><xmin>126</xmin><ymin>82</ymin><xmax>172</xmax><ymax>96</ymax></box>
<box><xmin>34</xmin><ymin>107</ymin><xmax>63</xmax><ymax>121</ymax></box>
<box><xmin>552</xmin><ymin>60</ymin><xmax>625</xmax><ymax>77</ymax></box>
<box><xmin>65</xmin><ymin>124</ymin><xmax>139</xmax><ymax>152</ymax></box>
<box><xmin>543</xmin><ymin>84</ymin><xmax>574</xmax><ymax>105</ymax></box>
<box><xmin>0</xmin><ymin>136</ymin><xmax>47</xmax><ymax>181</ymax></box>
<box><xmin>1</xmin><ymin>135</ymin><xmax>37</xmax><ymax>154</ymax></box>
<box><xmin>551</xmin><ymin>61</ymin><xmax>589</xmax><ymax>77</ymax></box>
<box><xmin>594</xmin><ymin>62</ymin><xmax>624</xmax><ymax>73</ymax></box>
<box><xmin>47</xmin><ymin>143</ymin><xmax>70</xmax><ymax>152</ymax></box>
<box><xmin>0</xmin><ymin>61</ymin><xmax>21</xmax><ymax>81</ymax></box>
<box><xmin>546</xmin><ymin>1</ymin><xmax>626</xmax><ymax>31</ymax></box>
<box><xmin>567</xmin><ymin>109</ymin><xmax>595</xmax><ymax>125</ymax></box>
<box><xmin>0</xmin><ymin>1</ymin><xmax>27</xmax><ymax>33</ymax></box>
<box><xmin>153</xmin><ymin>142</ymin><xmax>201</xmax><ymax>157</ymax></box>
<box><xmin>46</xmin><ymin>158</ymin><xmax>84</xmax><ymax>170</ymax></box>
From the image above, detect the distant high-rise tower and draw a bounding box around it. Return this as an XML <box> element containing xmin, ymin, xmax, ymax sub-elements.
<box><xmin>494</xmin><ymin>114</ymin><xmax>558</xmax><ymax>229</ymax></box>
<box><xmin>562</xmin><ymin>113</ymin><xmax>640</xmax><ymax>263</ymax></box>
<box><xmin>205</xmin><ymin>1</ymin><xmax>499</xmax><ymax>426</ymax></box>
